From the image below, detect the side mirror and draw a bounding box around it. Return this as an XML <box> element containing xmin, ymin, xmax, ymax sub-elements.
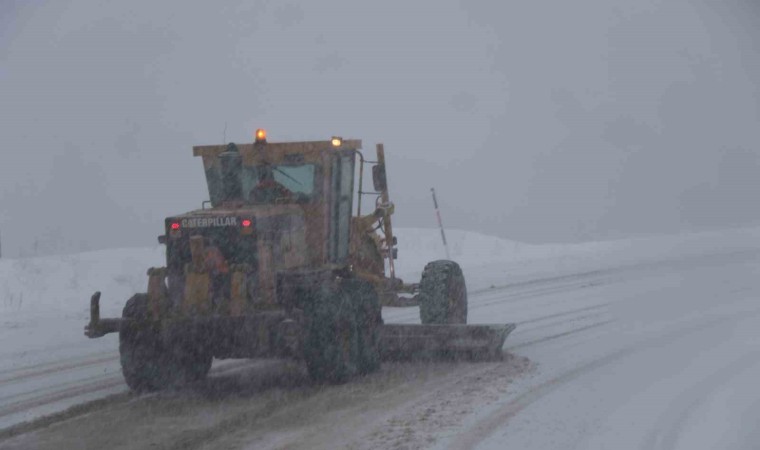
<box><xmin>372</xmin><ymin>164</ymin><xmax>387</xmax><ymax>192</ymax></box>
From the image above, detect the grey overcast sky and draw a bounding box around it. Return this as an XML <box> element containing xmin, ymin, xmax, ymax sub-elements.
<box><xmin>1</xmin><ymin>0</ymin><xmax>759</xmax><ymax>257</ymax></box>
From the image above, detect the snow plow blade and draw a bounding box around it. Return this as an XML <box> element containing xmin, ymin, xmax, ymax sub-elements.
<box><xmin>379</xmin><ymin>323</ymin><xmax>516</xmax><ymax>361</ymax></box>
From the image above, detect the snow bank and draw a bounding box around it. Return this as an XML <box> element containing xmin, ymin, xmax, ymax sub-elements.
<box><xmin>394</xmin><ymin>226</ymin><xmax>760</xmax><ymax>290</ymax></box>
<box><xmin>0</xmin><ymin>247</ymin><xmax>165</xmax><ymax>318</ymax></box>
<box><xmin>2</xmin><ymin>226</ymin><xmax>759</xmax><ymax>319</ymax></box>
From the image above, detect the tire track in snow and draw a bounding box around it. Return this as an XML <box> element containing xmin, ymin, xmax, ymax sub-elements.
<box><xmin>468</xmin><ymin>248</ymin><xmax>760</xmax><ymax>298</ymax></box>
<box><xmin>446</xmin><ymin>307</ymin><xmax>760</xmax><ymax>450</ymax></box>
<box><xmin>470</xmin><ymin>280</ymin><xmax>607</xmax><ymax>308</ymax></box>
<box><xmin>506</xmin><ymin>319</ymin><xmax>617</xmax><ymax>351</ymax></box>
<box><xmin>167</xmin><ymin>358</ymin><xmax>532</xmax><ymax>450</ymax></box>
<box><xmin>0</xmin><ymin>350</ymin><xmax>112</xmax><ymax>376</ymax></box>
<box><xmin>516</xmin><ymin>302</ymin><xmax>608</xmax><ymax>326</ymax></box>
<box><xmin>0</xmin><ymin>359</ymin><xmax>315</xmax><ymax>449</ymax></box>
<box><xmin>0</xmin><ymin>354</ymin><xmax>119</xmax><ymax>385</ymax></box>
<box><xmin>0</xmin><ymin>359</ymin><xmax>259</xmax><ymax>436</ymax></box>
<box><xmin>643</xmin><ymin>348</ymin><xmax>760</xmax><ymax>450</ymax></box>
<box><xmin>468</xmin><ymin>269</ymin><xmax>613</xmax><ymax>296</ymax></box>
<box><xmin>0</xmin><ymin>375</ymin><xmax>125</xmax><ymax>420</ymax></box>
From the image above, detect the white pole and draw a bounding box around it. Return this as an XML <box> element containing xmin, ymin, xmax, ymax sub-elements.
<box><xmin>431</xmin><ymin>188</ymin><xmax>451</xmax><ymax>260</ymax></box>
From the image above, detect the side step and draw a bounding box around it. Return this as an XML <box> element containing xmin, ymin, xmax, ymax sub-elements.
<box><xmin>379</xmin><ymin>323</ymin><xmax>517</xmax><ymax>361</ymax></box>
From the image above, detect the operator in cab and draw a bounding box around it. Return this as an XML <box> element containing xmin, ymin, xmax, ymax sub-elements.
<box><xmin>249</xmin><ymin>165</ymin><xmax>293</xmax><ymax>204</ymax></box>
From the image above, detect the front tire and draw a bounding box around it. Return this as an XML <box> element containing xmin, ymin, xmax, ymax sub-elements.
<box><xmin>418</xmin><ymin>260</ymin><xmax>468</xmax><ymax>324</ymax></box>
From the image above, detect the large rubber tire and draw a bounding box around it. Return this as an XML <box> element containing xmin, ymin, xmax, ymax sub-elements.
<box><xmin>165</xmin><ymin>331</ymin><xmax>213</xmax><ymax>385</ymax></box>
<box><xmin>343</xmin><ymin>279</ymin><xmax>382</xmax><ymax>375</ymax></box>
<box><xmin>303</xmin><ymin>284</ymin><xmax>360</xmax><ymax>384</ymax></box>
<box><xmin>418</xmin><ymin>260</ymin><xmax>468</xmax><ymax>324</ymax></box>
<box><xmin>119</xmin><ymin>294</ymin><xmax>212</xmax><ymax>392</ymax></box>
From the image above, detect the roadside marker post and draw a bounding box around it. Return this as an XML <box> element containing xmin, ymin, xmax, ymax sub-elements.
<box><xmin>431</xmin><ymin>188</ymin><xmax>451</xmax><ymax>260</ymax></box>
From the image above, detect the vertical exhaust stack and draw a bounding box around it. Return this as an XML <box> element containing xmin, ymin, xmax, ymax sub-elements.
<box><xmin>219</xmin><ymin>143</ymin><xmax>243</xmax><ymax>203</ymax></box>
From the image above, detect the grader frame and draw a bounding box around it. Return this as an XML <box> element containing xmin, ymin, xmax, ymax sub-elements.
<box><xmin>85</xmin><ymin>133</ymin><xmax>514</xmax><ymax>390</ymax></box>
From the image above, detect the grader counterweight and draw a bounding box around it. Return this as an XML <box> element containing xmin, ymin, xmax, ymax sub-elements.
<box><xmin>85</xmin><ymin>131</ymin><xmax>515</xmax><ymax>390</ymax></box>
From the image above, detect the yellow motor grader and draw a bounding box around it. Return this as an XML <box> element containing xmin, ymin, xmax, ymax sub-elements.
<box><xmin>85</xmin><ymin>130</ymin><xmax>515</xmax><ymax>390</ymax></box>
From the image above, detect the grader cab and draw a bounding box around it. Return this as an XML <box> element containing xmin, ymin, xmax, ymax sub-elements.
<box><xmin>85</xmin><ymin>131</ymin><xmax>515</xmax><ymax>391</ymax></box>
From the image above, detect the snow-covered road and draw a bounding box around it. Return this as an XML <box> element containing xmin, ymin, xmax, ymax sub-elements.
<box><xmin>1</xmin><ymin>228</ymin><xmax>759</xmax><ymax>449</ymax></box>
<box><xmin>454</xmin><ymin>249</ymin><xmax>760</xmax><ymax>450</ymax></box>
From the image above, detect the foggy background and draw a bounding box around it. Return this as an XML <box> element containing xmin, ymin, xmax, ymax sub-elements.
<box><xmin>1</xmin><ymin>0</ymin><xmax>759</xmax><ymax>257</ymax></box>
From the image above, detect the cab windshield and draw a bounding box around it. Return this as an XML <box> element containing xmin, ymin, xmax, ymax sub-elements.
<box><xmin>242</xmin><ymin>164</ymin><xmax>318</xmax><ymax>204</ymax></box>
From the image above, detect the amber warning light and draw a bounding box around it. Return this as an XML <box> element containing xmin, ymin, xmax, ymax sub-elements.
<box><xmin>255</xmin><ymin>129</ymin><xmax>267</xmax><ymax>143</ymax></box>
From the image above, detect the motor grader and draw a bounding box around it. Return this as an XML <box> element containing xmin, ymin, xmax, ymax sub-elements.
<box><xmin>85</xmin><ymin>130</ymin><xmax>515</xmax><ymax>391</ymax></box>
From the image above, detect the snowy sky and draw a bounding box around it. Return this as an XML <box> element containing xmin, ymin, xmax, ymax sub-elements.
<box><xmin>1</xmin><ymin>0</ymin><xmax>759</xmax><ymax>257</ymax></box>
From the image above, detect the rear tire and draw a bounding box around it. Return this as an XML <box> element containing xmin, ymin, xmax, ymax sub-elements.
<box><xmin>344</xmin><ymin>279</ymin><xmax>382</xmax><ymax>375</ymax></box>
<box><xmin>418</xmin><ymin>260</ymin><xmax>468</xmax><ymax>324</ymax></box>
<box><xmin>119</xmin><ymin>294</ymin><xmax>211</xmax><ymax>392</ymax></box>
<box><xmin>303</xmin><ymin>284</ymin><xmax>360</xmax><ymax>383</ymax></box>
